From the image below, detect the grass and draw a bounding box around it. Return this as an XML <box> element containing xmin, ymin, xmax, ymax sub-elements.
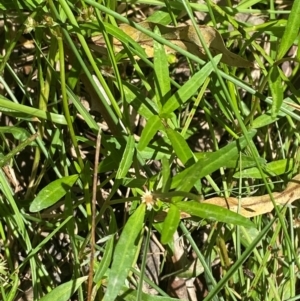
<box><xmin>0</xmin><ymin>0</ymin><xmax>300</xmax><ymax>300</ymax></box>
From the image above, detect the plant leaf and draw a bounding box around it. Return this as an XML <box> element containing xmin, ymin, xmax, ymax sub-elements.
<box><xmin>269</xmin><ymin>65</ymin><xmax>283</xmax><ymax>118</ymax></box>
<box><xmin>161</xmin><ymin>55</ymin><xmax>221</xmax><ymax>116</ymax></box>
<box><xmin>165</xmin><ymin>128</ymin><xmax>194</xmax><ymax>165</ymax></box>
<box><xmin>94</xmin><ymin>210</ymin><xmax>117</xmax><ymax>283</ymax></box>
<box><xmin>0</xmin><ymin>126</ymin><xmax>31</xmax><ymax>140</ymax></box>
<box><xmin>39</xmin><ymin>277</ymin><xmax>87</xmax><ymax>301</ymax></box>
<box><xmin>171</xmin><ymin>130</ymin><xmax>256</xmax><ymax>191</ymax></box>
<box><xmin>233</xmin><ymin>159</ymin><xmax>294</xmax><ymax>178</ymax></box>
<box><xmin>93</xmin><ymin>22</ymin><xmax>252</xmax><ymax>67</ymax></box>
<box><xmin>160</xmin><ymin>204</ymin><xmax>180</xmax><ymax>244</ymax></box>
<box><xmin>120</xmin><ymin>287</ymin><xmax>181</xmax><ymax>301</ymax></box>
<box><xmin>122</xmin><ymin>288</ymin><xmax>182</xmax><ymax>301</ymax></box>
<box><xmin>116</xmin><ymin>135</ymin><xmax>135</xmax><ymax>179</ymax></box>
<box><xmin>103</xmin><ymin>204</ymin><xmax>146</xmax><ymax>301</ymax></box>
<box><xmin>137</xmin><ymin>115</ymin><xmax>162</xmax><ymax>151</ymax></box>
<box><xmin>153</xmin><ymin>25</ymin><xmax>170</xmax><ymax>109</ymax></box>
<box><xmin>175</xmin><ymin>201</ymin><xmax>255</xmax><ymax>228</ymax></box>
<box><xmin>277</xmin><ymin>0</ymin><xmax>300</xmax><ymax>60</ymax></box>
<box><xmin>29</xmin><ymin>175</ymin><xmax>79</xmax><ymax>212</ymax></box>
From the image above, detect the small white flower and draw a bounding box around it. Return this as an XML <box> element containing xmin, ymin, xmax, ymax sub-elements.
<box><xmin>141</xmin><ymin>190</ymin><xmax>155</xmax><ymax>210</ymax></box>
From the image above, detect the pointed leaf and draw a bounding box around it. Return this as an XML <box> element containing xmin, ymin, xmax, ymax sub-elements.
<box><xmin>153</xmin><ymin>26</ymin><xmax>170</xmax><ymax>109</ymax></box>
<box><xmin>269</xmin><ymin>65</ymin><xmax>283</xmax><ymax>118</ymax></box>
<box><xmin>233</xmin><ymin>159</ymin><xmax>294</xmax><ymax>178</ymax></box>
<box><xmin>94</xmin><ymin>210</ymin><xmax>117</xmax><ymax>283</ymax></box>
<box><xmin>171</xmin><ymin>130</ymin><xmax>256</xmax><ymax>191</ymax></box>
<box><xmin>116</xmin><ymin>135</ymin><xmax>135</xmax><ymax>179</ymax></box>
<box><xmin>0</xmin><ymin>126</ymin><xmax>32</xmax><ymax>140</ymax></box>
<box><xmin>137</xmin><ymin>115</ymin><xmax>162</xmax><ymax>151</ymax></box>
<box><xmin>121</xmin><ymin>287</ymin><xmax>182</xmax><ymax>301</ymax></box>
<box><xmin>161</xmin><ymin>204</ymin><xmax>180</xmax><ymax>244</ymax></box>
<box><xmin>29</xmin><ymin>175</ymin><xmax>79</xmax><ymax>212</ymax></box>
<box><xmin>277</xmin><ymin>0</ymin><xmax>300</xmax><ymax>60</ymax></box>
<box><xmin>175</xmin><ymin>201</ymin><xmax>254</xmax><ymax>228</ymax></box>
<box><xmin>166</xmin><ymin>128</ymin><xmax>194</xmax><ymax>165</ymax></box>
<box><xmin>39</xmin><ymin>277</ymin><xmax>87</xmax><ymax>301</ymax></box>
<box><xmin>103</xmin><ymin>204</ymin><xmax>146</xmax><ymax>301</ymax></box>
<box><xmin>161</xmin><ymin>55</ymin><xmax>221</xmax><ymax>116</ymax></box>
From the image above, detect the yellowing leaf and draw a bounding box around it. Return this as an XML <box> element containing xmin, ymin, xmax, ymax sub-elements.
<box><xmin>92</xmin><ymin>22</ymin><xmax>252</xmax><ymax>68</ymax></box>
<box><xmin>203</xmin><ymin>174</ymin><xmax>300</xmax><ymax>218</ymax></box>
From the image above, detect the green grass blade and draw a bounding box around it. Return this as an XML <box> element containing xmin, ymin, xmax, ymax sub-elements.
<box><xmin>161</xmin><ymin>55</ymin><xmax>221</xmax><ymax>116</ymax></box>
<box><xmin>0</xmin><ymin>95</ymin><xmax>67</xmax><ymax>124</ymax></box>
<box><xmin>94</xmin><ymin>209</ymin><xmax>117</xmax><ymax>283</ymax></box>
<box><xmin>203</xmin><ymin>220</ymin><xmax>275</xmax><ymax>301</ymax></box>
<box><xmin>0</xmin><ymin>133</ymin><xmax>38</xmax><ymax>167</ymax></box>
<box><xmin>103</xmin><ymin>204</ymin><xmax>146</xmax><ymax>301</ymax></box>
<box><xmin>277</xmin><ymin>0</ymin><xmax>300</xmax><ymax>60</ymax></box>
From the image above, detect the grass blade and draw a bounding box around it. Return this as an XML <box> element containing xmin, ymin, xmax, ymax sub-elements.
<box><xmin>160</xmin><ymin>55</ymin><xmax>221</xmax><ymax>116</ymax></box>
<box><xmin>277</xmin><ymin>0</ymin><xmax>300</xmax><ymax>60</ymax></box>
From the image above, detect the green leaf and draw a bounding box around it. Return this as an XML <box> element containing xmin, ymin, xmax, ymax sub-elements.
<box><xmin>0</xmin><ymin>127</ymin><xmax>32</xmax><ymax>140</ymax></box>
<box><xmin>252</xmin><ymin>97</ymin><xmax>296</xmax><ymax>128</ymax></box>
<box><xmin>29</xmin><ymin>175</ymin><xmax>79</xmax><ymax>212</ymax></box>
<box><xmin>269</xmin><ymin>66</ymin><xmax>283</xmax><ymax>118</ymax></box>
<box><xmin>0</xmin><ymin>133</ymin><xmax>38</xmax><ymax>167</ymax></box>
<box><xmin>137</xmin><ymin>115</ymin><xmax>162</xmax><ymax>151</ymax></box>
<box><xmin>153</xmin><ymin>26</ymin><xmax>170</xmax><ymax>110</ymax></box>
<box><xmin>166</xmin><ymin>128</ymin><xmax>194</xmax><ymax>165</ymax></box>
<box><xmin>0</xmin><ymin>95</ymin><xmax>67</xmax><ymax>125</ymax></box>
<box><xmin>0</xmin><ymin>0</ymin><xmax>43</xmax><ymax>9</ymax></box>
<box><xmin>104</xmin><ymin>22</ymin><xmax>147</xmax><ymax>58</ymax></box>
<box><xmin>7</xmin><ymin>273</ymin><xmax>19</xmax><ymax>301</ymax></box>
<box><xmin>121</xmin><ymin>287</ymin><xmax>180</xmax><ymax>301</ymax></box>
<box><xmin>161</xmin><ymin>156</ymin><xmax>171</xmax><ymax>192</ymax></box>
<box><xmin>277</xmin><ymin>0</ymin><xmax>300</xmax><ymax>60</ymax></box>
<box><xmin>39</xmin><ymin>277</ymin><xmax>88</xmax><ymax>301</ymax></box>
<box><xmin>116</xmin><ymin>135</ymin><xmax>135</xmax><ymax>179</ymax></box>
<box><xmin>147</xmin><ymin>9</ymin><xmax>176</xmax><ymax>25</ymax></box>
<box><xmin>160</xmin><ymin>55</ymin><xmax>221</xmax><ymax>116</ymax></box>
<box><xmin>175</xmin><ymin>201</ymin><xmax>254</xmax><ymax>228</ymax></box>
<box><xmin>194</xmin><ymin>153</ymin><xmax>266</xmax><ymax>169</ymax></box>
<box><xmin>161</xmin><ymin>204</ymin><xmax>180</xmax><ymax>244</ymax></box>
<box><xmin>233</xmin><ymin>159</ymin><xmax>294</xmax><ymax>178</ymax></box>
<box><xmin>103</xmin><ymin>204</ymin><xmax>146</xmax><ymax>301</ymax></box>
<box><xmin>171</xmin><ymin>130</ymin><xmax>257</xmax><ymax>190</ymax></box>
<box><xmin>94</xmin><ymin>210</ymin><xmax>116</xmax><ymax>283</ymax></box>
<box><xmin>123</xmin><ymin>82</ymin><xmax>158</xmax><ymax>119</ymax></box>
